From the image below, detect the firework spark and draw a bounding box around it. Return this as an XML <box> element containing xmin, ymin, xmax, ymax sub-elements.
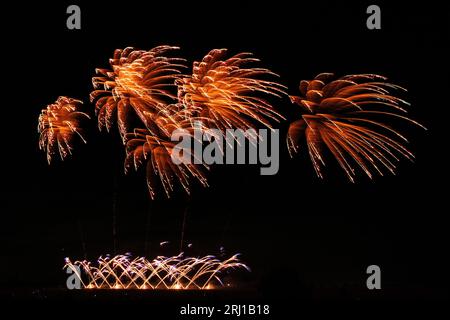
<box><xmin>176</xmin><ymin>49</ymin><xmax>287</xmax><ymax>132</ymax></box>
<box><xmin>38</xmin><ymin>96</ymin><xmax>90</xmax><ymax>164</ymax></box>
<box><xmin>64</xmin><ymin>253</ymin><xmax>249</xmax><ymax>290</ymax></box>
<box><xmin>287</xmin><ymin>73</ymin><xmax>425</xmax><ymax>181</ymax></box>
<box><xmin>90</xmin><ymin>45</ymin><xmax>185</xmax><ymax>141</ymax></box>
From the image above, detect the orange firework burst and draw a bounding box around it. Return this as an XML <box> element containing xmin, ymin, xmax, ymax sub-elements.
<box><xmin>287</xmin><ymin>73</ymin><xmax>425</xmax><ymax>181</ymax></box>
<box><xmin>38</xmin><ymin>96</ymin><xmax>90</xmax><ymax>164</ymax></box>
<box><xmin>124</xmin><ymin>48</ymin><xmax>288</xmax><ymax>198</ymax></box>
<box><xmin>176</xmin><ymin>49</ymin><xmax>287</xmax><ymax>131</ymax></box>
<box><xmin>124</xmin><ymin>121</ymin><xmax>208</xmax><ymax>199</ymax></box>
<box><xmin>90</xmin><ymin>45</ymin><xmax>185</xmax><ymax>141</ymax></box>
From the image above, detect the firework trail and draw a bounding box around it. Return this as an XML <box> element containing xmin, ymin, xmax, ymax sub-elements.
<box><xmin>64</xmin><ymin>253</ymin><xmax>249</xmax><ymax>290</ymax></box>
<box><xmin>38</xmin><ymin>96</ymin><xmax>90</xmax><ymax>164</ymax></box>
<box><xmin>90</xmin><ymin>45</ymin><xmax>185</xmax><ymax>142</ymax></box>
<box><xmin>287</xmin><ymin>73</ymin><xmax>426</xmax><ymax>181</ymax></box>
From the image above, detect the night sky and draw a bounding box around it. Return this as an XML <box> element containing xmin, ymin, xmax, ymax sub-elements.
<box><xmin>1</xmin><ymin>0</ymin><xmax>449</xmax><ymax>307</ymax></box>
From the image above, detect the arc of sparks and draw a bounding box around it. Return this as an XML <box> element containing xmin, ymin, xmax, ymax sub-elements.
<box><xmin>64</xmin><ymin>254</ymin><xmax>249</xmax><ymax>290</ymax></box>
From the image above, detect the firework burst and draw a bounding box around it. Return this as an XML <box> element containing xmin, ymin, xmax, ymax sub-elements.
<box><xmin>287</xmin><ymin>73</ymin><xmax>425</xmax><ymax>181</ymax></box>
<box><xmin>123</xmin><ymin>48</ymin><xmax>289</xmax><ymax>198</ymax></box>
<box><xmin>176</xmin><ymin>49</ymin><xmax>287</xmax><ymax>132</ymax></box>
<box><xmin>90</xmin><ymin>45</ymin><xmax>185</xmax><ymax>141</ymax></box>
<box><xmin>124</xmin><ymin>120</ymin><xmax>208</xmax><ymax>199</ymax></box>
<box><xmin>38</xmin><ymin>96</ymin><xmax>90</xmax><ymax>164</ymax></box>
<box><xmin>64</xmin><ymin>253</ymin><xmax>249</xmax><ymax>290</ymax></box>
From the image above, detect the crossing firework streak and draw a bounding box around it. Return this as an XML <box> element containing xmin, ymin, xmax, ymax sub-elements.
<box><xmin>64</xmin><ymin>253</ymin><xmax>249</xmax><ymax>290</ymax></box>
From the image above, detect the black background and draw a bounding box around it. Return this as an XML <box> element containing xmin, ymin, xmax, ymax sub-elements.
<box><xmin>1</xmin><ymin>0</ymin><xmax>449</xmax><ymax>310</ymax></box>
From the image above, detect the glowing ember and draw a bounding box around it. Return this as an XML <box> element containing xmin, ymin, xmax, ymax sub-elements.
<box><xmin>64</xmin><ymin>253</ymin><xmax>249</xmax><ymax>290</ymax></box>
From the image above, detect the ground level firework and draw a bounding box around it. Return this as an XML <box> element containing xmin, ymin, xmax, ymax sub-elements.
<box><xmin>64</xmin><ymin>253</ymin><xmax>249</xmax><ymax>290</ymax></box>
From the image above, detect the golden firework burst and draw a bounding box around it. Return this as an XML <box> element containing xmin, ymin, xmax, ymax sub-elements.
<box><xmin>287</xmin><ymin>73</ymin><xmax>425</xmax><ymax>181</ymax></box>
<box><xmin>124</xmin><ymin>103</ymin><xmax>209</xmax><ymax>199</ymax></box>
<box><xmin>123</xmin><ymin>48</ymin><xmax>289</xmax><ymax>198</ymax></box>
<box><xmin>90</xmin><ymin>45</ymin><xmax>185</xmax><ymax>141</ymax></box>
<box><xmin>38</xmin><ymin>96</ymin><xmax>90</xmax><ymax>164</ymax></box>
<box><xmin>176</xmin><ymin>49</ymin><xmax>287</xmax><ymax>132</ymax></box>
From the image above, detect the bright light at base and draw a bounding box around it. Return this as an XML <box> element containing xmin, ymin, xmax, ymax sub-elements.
<box><xmin>64</xmin><ymin>253</ymin><xmax>249</xmax><ymax>290</ymax></box>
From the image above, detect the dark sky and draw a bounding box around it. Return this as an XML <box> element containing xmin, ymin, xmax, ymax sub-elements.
<box><xmin>1</xmin><ymin>0</ymin><xmax>449</xmax><ymax>301</ymax></box>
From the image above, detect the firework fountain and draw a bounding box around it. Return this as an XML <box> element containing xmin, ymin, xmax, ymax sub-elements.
<box><xmin>64</xmin><ymin>253</ymin><xmax>249</xmax><ymax>290</ymax></box>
